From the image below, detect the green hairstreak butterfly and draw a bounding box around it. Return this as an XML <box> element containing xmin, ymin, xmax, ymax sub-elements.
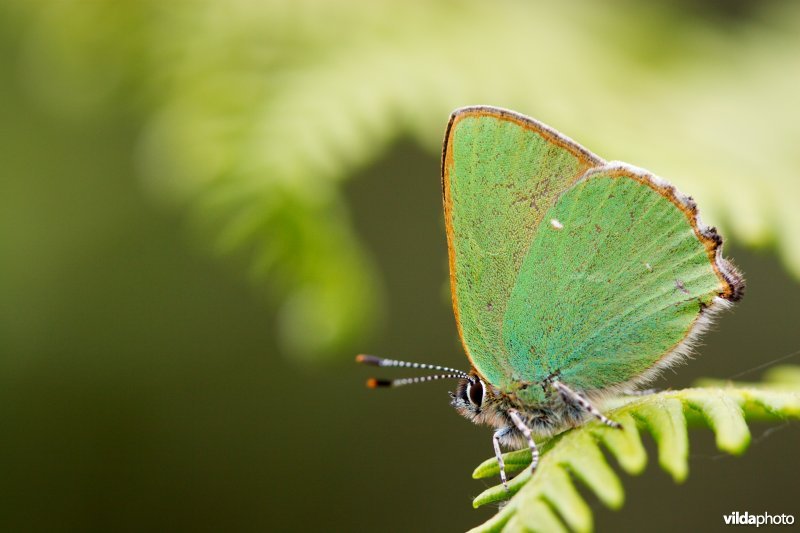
<box><xmin>357</xmin><ymin>106</ymin><xmax>744</xmax><ymax>487</ymax></box>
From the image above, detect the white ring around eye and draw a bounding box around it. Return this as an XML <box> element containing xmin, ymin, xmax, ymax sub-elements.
<box><xmin>467</xmin><ymin>379</ymin><xmax>486</xmax><ymax>407</ymax></box>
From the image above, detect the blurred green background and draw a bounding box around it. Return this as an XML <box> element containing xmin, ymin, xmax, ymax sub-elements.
<box><xmin>1</xmin><ymin>1</ymin><xmax>799</xmax><ymax>532</ymax></box>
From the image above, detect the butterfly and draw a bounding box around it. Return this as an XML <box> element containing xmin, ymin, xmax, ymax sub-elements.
<box><xmin>358</xmin><ymin>106</ymin><xmax>744</xmax><ymax>488</ymax></box>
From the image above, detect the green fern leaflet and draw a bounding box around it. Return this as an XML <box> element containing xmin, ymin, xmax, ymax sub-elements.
<box><xmin>469</xmin><ymin>366</ymin><xmax>800</xmax><ymax>533</ymax></box>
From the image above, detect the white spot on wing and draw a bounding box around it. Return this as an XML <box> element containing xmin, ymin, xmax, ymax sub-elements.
<box><xmin>645</xmin><ymin>262</ymin><xmax>653</xmax><ymax>272</ymax></box>
<box><xmin>550</xmin><ymin>219</ymin><xmax>564</xmax><ymax>230</ymax></box>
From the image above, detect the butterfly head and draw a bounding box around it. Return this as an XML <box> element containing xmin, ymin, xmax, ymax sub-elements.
<box><xmin>448</xmin><ymin>373</ymin><xmax>510</xmax><ymax>428</ymax></box>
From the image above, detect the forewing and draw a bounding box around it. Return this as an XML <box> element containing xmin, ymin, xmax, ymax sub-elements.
<box><xmin>502</xmin><ymin>164</ymin><xmax>743</xmax><ymax>394</ymax></box>
<box><xmin>442</xmin><ymin>107</ymin><xmax>602</xmax><ymax>389</ymax></box>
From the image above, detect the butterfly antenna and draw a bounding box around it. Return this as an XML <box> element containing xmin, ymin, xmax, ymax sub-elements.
<box><xmin>356</xmin><ymin>354</ymin><xmax>472</xmax><ymax>388</ymax></box>
<box><xmin>366</xmin><ymin>374</ymin><xmax>469</xmax><ymax>389</ymax></box>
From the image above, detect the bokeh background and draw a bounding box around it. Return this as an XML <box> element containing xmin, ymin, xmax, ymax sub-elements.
<box><xmin>1</xmin><ymin>1</ymin><xmax>799</xmax><ymax>532</ymax></box>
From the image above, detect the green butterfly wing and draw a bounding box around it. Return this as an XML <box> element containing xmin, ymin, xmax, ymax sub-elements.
<box><xmin>503</xmin><ymin>164</ymin><xmax>742</xmax><ymax>400</ymax></box>
<box><xmin>442</xmin><ymin>107</ymin><xmax>602</xmax><ymax>390</ymax></box>
<box><xmin>442</xmin><ymin>107</ymin><xmax>743</xmax><ymax>396</ymax></box>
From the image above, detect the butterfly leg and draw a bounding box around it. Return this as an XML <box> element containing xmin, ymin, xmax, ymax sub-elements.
<box><xmin>492</xmin><ymin>427</ymin><xmax>512</xmax><ymax>490</ymax></box>
<box><xmin>507</xmin><ymin>409</ymin><xmax>540</xmax><ymax>475</ymax></box>
<box><xmin>553</xmin><ymin>381</ymin><xmax>622</xmax><ymax>429</ymax></box>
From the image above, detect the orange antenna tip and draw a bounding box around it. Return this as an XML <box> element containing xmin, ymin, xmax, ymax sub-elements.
<box><xmin>366</xmin><ymin>378</ymin><xmax>392</xmax><ymax>388</ymax></box>
<box><xmin>356</xmin><ymin>354</ymin><xmax>383</xmax><ymax>366</ymax></box>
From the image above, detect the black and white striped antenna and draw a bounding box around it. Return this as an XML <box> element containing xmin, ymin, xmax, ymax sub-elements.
<box><xmin>356</xmin><ymin>354</ymin><xmax>471</xmax><ymax>388</ymax></box>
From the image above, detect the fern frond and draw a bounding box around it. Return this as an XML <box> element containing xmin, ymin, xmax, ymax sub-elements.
<box><xmin>8</xmin><ymin>0</ymin><xmax>800</xmax><ymax>357</ymax></box>
<box><xmin>468</xmin><ymin>367</ymin><xmax>800</xmax><ymax>533</ymax></box>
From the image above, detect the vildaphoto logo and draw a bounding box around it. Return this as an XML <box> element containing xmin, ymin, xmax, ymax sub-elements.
<box><xmin>723</xmin><ymin>512</ymin><xmax>795</xmax><ymax>527</ymax></box>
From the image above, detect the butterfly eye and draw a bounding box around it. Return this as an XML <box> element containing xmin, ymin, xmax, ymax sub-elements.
<box><xmin>467</xmin><ymin>379</ymin><xmax>484</xmax><ymax>407</ymax></box>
